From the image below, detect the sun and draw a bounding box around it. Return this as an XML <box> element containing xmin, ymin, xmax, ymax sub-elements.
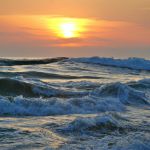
<box><xmin>59</xmin><ymin>22</ymin><xmax>76</xmax><ymax>38</ymax></box>
<box><xmin>46</xmin><ymin>17</ymin><xmax>91</xmax><ymax>39</ymax></box>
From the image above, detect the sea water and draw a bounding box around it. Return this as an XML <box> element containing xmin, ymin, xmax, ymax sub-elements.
<box><xmin>0</xmin><ymin>57</ymin><xmax>150</xmax><ymax>150</ymax></box>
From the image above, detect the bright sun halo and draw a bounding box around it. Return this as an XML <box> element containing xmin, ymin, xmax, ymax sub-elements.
<box><xmin>47</xmin><ymin>17</ymin><xmax>90</xmax><ymax>39</ymax></box>
<box><xmin>60</xmin><ymin>22</ymin><xmax>76</xmax><ymax>38</ymax></box>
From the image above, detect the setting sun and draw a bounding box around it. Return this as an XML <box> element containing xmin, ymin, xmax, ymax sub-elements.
<box><xmin>46</xmin><ymin>17</ymin><xmax>91</xmax><ymax>39</ymax></box>
<box><xmin>59</xmin><ymin>22</ymin><xmax>76</xmax><ymax>38</ymax></box>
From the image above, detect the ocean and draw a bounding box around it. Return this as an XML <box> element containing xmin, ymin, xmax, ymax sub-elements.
<box><xmin>0</xmin><ymin>57</ymin><xmax>150</xmax><ymax>150</ymax></box>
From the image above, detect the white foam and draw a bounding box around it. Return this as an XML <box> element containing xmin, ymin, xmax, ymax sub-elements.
<box><xmin>0</xmin><ymin>80</ymin><xmax>149</xmax><ymax>116</ymax></box>
<box><xmin>0</xmin><ymin>95</ymin><xmax>125</xmax><ymax>116</ymax></box>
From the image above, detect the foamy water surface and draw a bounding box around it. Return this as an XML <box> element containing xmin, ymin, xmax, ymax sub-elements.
<box><xmin>0</xmin><ymin>57</ymin><xmax>150</xmax><ymax>150</ymax></box>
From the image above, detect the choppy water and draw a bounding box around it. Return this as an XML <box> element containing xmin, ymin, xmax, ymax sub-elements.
<box><xmin>0</xmin><ymin>57</ymin><xmax>150</xmax><ymax>150</ymax></box>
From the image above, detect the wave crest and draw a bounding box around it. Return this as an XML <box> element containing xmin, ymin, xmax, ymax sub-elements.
<box><xmin>57</xmin><ymin>113</ymin><xmax>130</xmax><ymax>134</ymax></box>
<box><xmin>0</xmin><ymin>57</ymin><xmax>68</xmax><ymax>66</ymax></box>
<box><xmin>92</xmin><ymin>82</ymin><xmax>149</xmax><ymax>105</ymax></box>
<box><xmin>0</xmin><ymin>78</ymin><xmax>149</xmax><ymax>116</ymax></box>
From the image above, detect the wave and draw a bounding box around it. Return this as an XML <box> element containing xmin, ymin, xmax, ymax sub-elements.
<box><xmin>0</xmin><ymin>86</ymin><xmax>149</xmax><ymax>116</ymax></box>
<box><xmin>129</xmin><ymin>78</ymin><xmax>150</xmax><ymax>89</ymax></box>
<box><xmin>70</xmin><ymin>57</ymin><xmax>150</xmax><ymax>71</ymax></box>
<box><xmin>58</xmin><ymin>113</ymin><xmax>150</xmax><ymax>150</ymax></box>
<box><xmin>1</xmin><ymin>57</ymin><xmax>150</xmax><ymax>71</ymax></box>
<box><xmin>0</xmin><ymin>95</ymin><xmax>125</xmax><ymax>116</ymax></box>
<box><xmin>92</xmin><ymin>82</ymin><xmax>149</xmax><ymax>105</ymax></box>
<box><xmin>0</xmin><ymin>71</ymin><xmax>101</xmax><ymax>79</ymax></box>
<box><xmin>58</xmin><ymin>113</ymin><xmax>130</xmax><ymax>133</ymax></box>
<box><xmin>55</xmin><ymin>113</ymin><xmax>150</xmax><ymax>134</ymax></box>
<box><xmin>0</xmin><ymin>78</ymin><xmax>88</xmax><ymax>98</ymax></box>
<box><xmin>0</xmin><ymin>78</ymin><xmax>59</xmax><ymax>97</ymax></box>
<box><xmin>0</xmin><ymin>57</ymin><xmax>68</xmax><ymax>66</ymax></box>
<box><xmin>0</xmin><ymin>78</ymin><xmax>149</xmax><ymax>116</ymax></box>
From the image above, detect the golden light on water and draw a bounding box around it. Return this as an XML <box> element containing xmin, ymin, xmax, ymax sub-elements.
<box><xmin>46</xmin><ymin>17</ymin><xmax>91</xmax><ymax>38</ymax></box>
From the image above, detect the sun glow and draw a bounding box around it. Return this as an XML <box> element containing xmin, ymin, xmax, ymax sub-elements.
<box><xmin>47</xmin><ymin>17</ymin><xmax>91</xmax><ymax>39</ymax></box>
<box><xmin>60</xmin><ymin>22</ymin><xmax>76</xmax><ymax>38</ymax></box>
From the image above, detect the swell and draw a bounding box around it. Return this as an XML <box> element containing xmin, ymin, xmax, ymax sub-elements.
<box><xmin>56</xmin><ymin>113</ymin><xmax>131</xmax><ymax>133</ymax></box>
<box><xmin>0</xmin><ymin>78</ymin><xmax>55</xmax><ymax>97</ymax></box>
<box><xmin>128</xmin><ymin>78</ymin><xmax>150</xmax><ymax>89</ymax></box>
<box><xmin>1</xmin><ymin>57</ymin><xmax>150</xmax><ymax>71</ymax></box>
<box><xmin>55</xmin><ymin>113</ymin><xmax>150</xmax><ymax>136</ymax></box>
<box><xmin>0</xmin><ymin>78</ymin><xmax>89</xmax><ymax>98</ymax></box>
<box><xmin>70</xmin><ymin>57</ymin><xmax>150</xmax><ymax>71</ymax></box>
<box><xmin>0</xmin><ymin>57</ymin><xmax>68</xmax><ymax>66</ymax></box>
<box><xmin>0</xmin><ymin>71</ymin><xmax>101</xmax><ymax>79</ymax></box>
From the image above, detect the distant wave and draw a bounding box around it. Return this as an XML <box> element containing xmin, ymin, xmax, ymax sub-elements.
<box><xmin>1</xmin><ymin>57</ymin><xmax>150</xmax><ymax>71</ymax></box>
<box><xmin>0</xmin><ymin>71</ymin><xmax>101</xmax><ymax>79</ymax></box>
<box><xmin>0</xmin><ymin>57</ymin><xmax>68</xmax><ymax>66</ymax></box>
<box><xmin>70</xmin><ymin>57</ymin><xmax>150</xmax><ymax>71</ymax></box>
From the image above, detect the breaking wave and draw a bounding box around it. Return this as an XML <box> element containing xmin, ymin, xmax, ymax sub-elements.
<box><xmin>0</xmin><ymin>95</ymin><xmax>125</xmax><ymax>116</ymax></box>
<box><xmin>92</xmin><ymin>82</ymin><xmax>149</xmax><ymax>105</ymax></box>
<box><xmin>0</xmin><ymin>78</ymin><xmax>149</xmax><ymax>116</ymax></box>
<box><xmin>58</xmin><ymin>113</ymin><xmax>130</xmax><ymax>133</ymax></box>
<box><xmin>0</xmin><ymin>78</ymin><xmax>88</xmax><ymax>98</ymax></box>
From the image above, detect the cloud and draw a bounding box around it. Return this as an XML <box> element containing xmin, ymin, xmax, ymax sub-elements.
<box><xmin>0</xmin><ymin>15</ymin><xmax>150</xmax><ymax>58</ymax></box>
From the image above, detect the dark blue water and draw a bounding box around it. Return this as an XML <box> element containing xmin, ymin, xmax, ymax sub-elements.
<box><xmin>0</xmin><ymin>57</ymin><xmax>150</xmax><ymax>150</ymax></box>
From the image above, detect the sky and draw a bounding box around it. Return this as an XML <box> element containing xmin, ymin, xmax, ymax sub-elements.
<box><xmin>0</xmin><ymin>0</ymin><xmax>150</xmax><ymax>58</ymax></box>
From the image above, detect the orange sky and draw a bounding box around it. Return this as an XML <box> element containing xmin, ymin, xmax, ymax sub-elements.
<box><xmin>0</xmin><ymin>0</ymin><xmax>150</xmax><ymax>58</ymax></box>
